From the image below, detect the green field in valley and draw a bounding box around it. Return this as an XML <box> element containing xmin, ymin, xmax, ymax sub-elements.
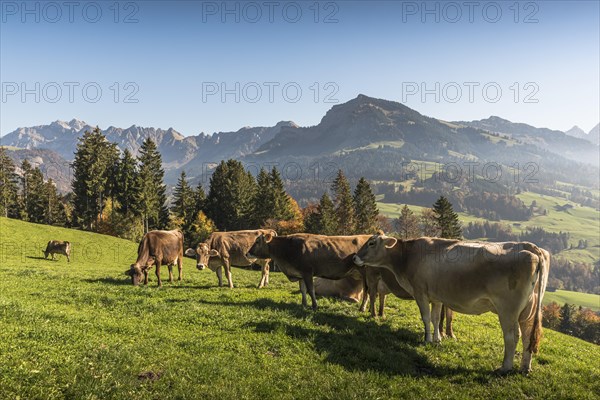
<box><xmin>543</xmin><ymin>290</ymin><xmax>600</xmax><ymax>311</ymax></box>
<box><xmin>0</xmin><ymin>217</ymin><xmax>599</xmax><ymax>399</ymax></box>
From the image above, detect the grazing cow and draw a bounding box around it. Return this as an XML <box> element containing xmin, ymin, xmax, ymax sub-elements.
<box><xmin>185</xmin><ymin>230</ymin><xmax>276</xmax><ymax>289</ymax></box>
<box><xmin>364</xmin><ymin>267</ymin><xmax>455</xmax><ymax>337</ymax></box>
<box><xmin>247</xmin><ymin>233</ymin><xmax>371</xmax><ymax>310</ymax></box>
<box><xmin>353</xmin><ymin>234</ymin><xmax>549</xmax><ymax>373</ymax></box>
<box><xmin>126</xmin><ymin>230</ymin><xmax>184</xmax><ymax>287</ymax></box>
<box><xmin>43</xmin><ymin>240</ymin><xmax>71</xmax><ymax>262</ymax></box>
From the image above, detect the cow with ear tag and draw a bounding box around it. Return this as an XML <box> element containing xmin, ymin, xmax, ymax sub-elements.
<box><xmin>248</xmin><ymin>232</ymin><xmax>372</xmax><ymax>310</ymax></box>
<box><xmin>353</xmin><ymin>232</ymin><xmax>549</xmax><ymax>374</ymax></box>
<box><xmin>185</xmin><ymin>230</ymin><xmax>276</xmax><ymax>288</ymax></box>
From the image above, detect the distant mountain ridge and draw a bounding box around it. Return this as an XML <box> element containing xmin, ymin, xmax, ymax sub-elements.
<box><xmin>2</xmin><ymin>95</ymin><xmax>598</xmax><ymax>190</ymax></box>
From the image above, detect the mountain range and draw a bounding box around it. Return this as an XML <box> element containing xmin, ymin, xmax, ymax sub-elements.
<box><xmin>2</xmin><ymin>95</ymin><xmax>598</xmax><ymax>192</ymax></box>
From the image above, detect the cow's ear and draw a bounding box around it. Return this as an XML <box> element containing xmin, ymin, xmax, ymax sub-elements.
<box><xmin>377</xmin><ymin>230</ymin><xmax>385</xmax><ymax>236</ymax></box>
<box><xmin>124</xmin><ymin>269</ymin><xmax>133</xmax><ymax>276</ymax></box>
<box><xmin>185</xmin><ymin>248</ymin><xmax>196</xmax><ymax>257</ymax></box>
<box><xmin>209</xmin><ymin>249</ymin><xmax>219</xmax><ymax>257</ymax></box>
<box><xmin>264</xmin><ymin>232</ymin><xmax>274</xmax><ymax>243</ymax></box>
<box><xmin>272</xmin><ymin>230</ymin><xmax>278</xmax><ymax>237</ymax></box>
<box><xmin>383</xmin><ymin>237</ymin><xmax>397</xmax><ymax>249</ymax></box>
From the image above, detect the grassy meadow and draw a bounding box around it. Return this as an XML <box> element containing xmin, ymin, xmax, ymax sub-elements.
<box><xmin>1</xmin><ymin>217</ymin><xmax>599</xmax><ymax>399</ymax></box>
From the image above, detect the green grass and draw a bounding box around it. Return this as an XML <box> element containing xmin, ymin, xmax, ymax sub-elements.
<box><xmin>1</xmin><ymin>217</ymin><xmax>599</xmax><ymax>399</ymax></box>
<box><xmin>543</xmin><ymin>290</ymin><xmax>600</xmax><ymax>311</ymax></box>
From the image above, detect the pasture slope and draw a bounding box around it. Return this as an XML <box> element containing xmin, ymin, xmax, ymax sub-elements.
<box><xmin>0</xmin><ymin>217</ymin><xmax>599</xmax><ymax>400</ymax></box>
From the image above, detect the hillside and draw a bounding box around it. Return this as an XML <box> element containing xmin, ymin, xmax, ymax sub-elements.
<box><xmin>1</xmin><ymin>218</ymin><xmax>599</xmax><ymax>399</ymax></box>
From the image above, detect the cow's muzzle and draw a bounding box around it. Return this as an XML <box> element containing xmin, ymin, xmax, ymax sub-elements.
<box><xmin>353</xmin><ymin>255</ymin><xmax>364</xmax><ymax>266</ymax></box>
<box><xmin>197</xmin><ymin>264</ymin><xmax>206</xmax><ymax>270</ymax></box>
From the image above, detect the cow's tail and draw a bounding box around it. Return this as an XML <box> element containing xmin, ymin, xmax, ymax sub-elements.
<box><xmin>528</xmin><ymin>250</ymin><xmax>547</xmax><ymax>354</ymax></box>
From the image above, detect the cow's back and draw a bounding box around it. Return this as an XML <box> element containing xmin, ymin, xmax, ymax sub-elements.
<box><xmin>142</xmin><ymin>230</ymin><xmax>183</xmax><ymax>264</ymax></box>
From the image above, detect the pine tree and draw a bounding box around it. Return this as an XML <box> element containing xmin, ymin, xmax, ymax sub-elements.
<box><xmin>19</xmin><ymin>159</ymin><xmax>33</xmax><ymax>220</ymax></box>
<box><xmin>432</xmin><ymin>196</ymin><xmax>462</xmax><ymax>239</ymax></box>
<box><xmin>419</xmin><ymin>208</ymin><xmax>441</xmax><ymax>237</ymax></box>
<box><xmin>43</xmin><ymin>179</ymin><xmax>66</xmax><ymax>225</ymax></box>
<box><xmin>0</xmin><ymin>148</ymin><xmax>20</xmax><ymax>218</ymax></box>
<box><xmin>171</xmin><ymin>171</ymin><xmax>194</xmax><ymax>221</ymax></box>
<box><xmin>317</xmin><ymin>193</ymin><xmax>337</xmax><ymax>235</ymax></box>
<box><xmin>23</xmin><ymin>165</ymin><xmax>46</xmax><ymax>223</ymax></box>
<box><xmin>137</xmin><ymin>138</ymin><xmax>168</xmax><ymax>232</ymax></box>
<box><xmin>396</xmin><ymin>205</ymin><xmax>420</xmax><ymax>239</ymax></box>
<box><xmin>331</xmin><ymin>170</ymin><xmax>355</xmax><ymax>234</ymax></box>
<box><xmin>205</xmin><ymin>159</ymin><xmax>256</xmax><ymax>230</ymax></box>
<box><xmin>353</xmin><ymin>177</ymin><xmax>379</xmax><ymax>234</ymax></box>
<box><xmin>71</xmin><ymin>127</ymin><xmax>119</xmax><ymax>230</ymax></box>
<box><xmin>114</xmin><ymin>149</ymin><xmax>141</xmax><ymax>216</ymax></box>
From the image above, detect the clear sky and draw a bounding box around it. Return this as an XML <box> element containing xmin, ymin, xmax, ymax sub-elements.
<box><xmin>1</xmin><ymin>1</ymin><xmax>599</xmax><ymax>136</ymax></box>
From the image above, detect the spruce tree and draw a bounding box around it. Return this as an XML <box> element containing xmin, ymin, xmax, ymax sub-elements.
<box><xmin>0</xmin><ymin>148</ymin><xmax>20</xmax><ymax>218</ymax></box>
<box><xmin>396</xmin><ymin>205</ymin><xmax>420</xmax><ymax>239</ymax></box>
<box><xmin>432</xmin><ymin>196</ymin><xmax>462</xmax><ymax>239</ymax></box>
<box><xmin>331</xmin><ymin>169</ymin><xmax>355</xmax><ymax>234</ymax></box>
<box><xmin>193</xmin><ymin>181</ymin><xmax>206</xmax><ymax>216</ymax></box>
<box><xmin>317</xmin><ymin>193</ymin><xmax>337</xmax><ymax>235</ymax></box>
<box><xmin>205</xmin><ymin>159</ymin><xmax>256</xmax><ymax>230</ymax></box>
<box><xmin>137</xmin><ymin>138</ymin><xmax>168</xmax><ymax>232</ymax></box>
<box><xmin>42</xmin><ymin>179</ymin><xmax>66</xmax><ymax>225</ymax></box>
<box><xmin>115</xmin><ymin>149</ymin><xmax>141</xmax><ymax>216</ymax></box>
<box><xmin>252</xmin><ymin>167</ymin><xmax>273</xmax><ymax>226</ymax></box>
<box><xmin>270</xmin><ymin>167</ymin><xmax>293</xmax><ymax>220</ymax></box>
<box><xmin>171</xmin><ymin>171</ymin><xmax>195</xmax><ymax>222</ymax></box>
<box><xmin>20</xmin><ymin>159</ymin><xmax>33</xmax><ymax>221</ymax></box>
<box><xmin>353</xmin><ymin>177</ymin><xmax>379</xmax><ymax>234</ymax></box>
<box><xmin>24</xmin><ymin>165</ymin><xmax>46</xmax><ymax>223</ymax></box>
<box><xmin>71</xmin><ymin>128</ymin><xmax>119</xmax><ymax>230</ymax></box>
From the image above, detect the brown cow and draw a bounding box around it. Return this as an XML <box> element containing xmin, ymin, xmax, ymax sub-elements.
<box><xmin>185</xmin><ymin>230</ymin><xmax>276</xmax><ymax>288</ymax></box>
<box><xmin>43</xmin><ymin>240</ymin><xmax>71</xmax><ymax>262</ymax></box>
<box><xmin>247</xmin><ymin>233</ymin><xmax>371</xmax><ymax>310</ymax></box>
<box><xmin>354</xmin><ymin>234</ymin><xmax>549</xmax><ymax>373</ymax></box>
<box><xmin>126</xmin><ymin>230</ymin><xmax>184</xmax><ymax>287</ymax></box>
<box><xmin>314</xmin><ymin>276</ymin><xmax>365</xmax><ymax>303</ymax></box>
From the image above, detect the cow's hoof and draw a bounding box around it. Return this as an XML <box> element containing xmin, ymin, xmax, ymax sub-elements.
<box><xmin>493</xmin><ymin>368</ymin><xmax>514</xmax><ymax>376</ymax></box>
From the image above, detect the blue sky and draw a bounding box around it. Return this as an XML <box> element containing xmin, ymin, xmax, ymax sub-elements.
<box><xmin>1</xmin><ymin>0</ymin><xmax>599</xmax><ymax>136</ymax></box>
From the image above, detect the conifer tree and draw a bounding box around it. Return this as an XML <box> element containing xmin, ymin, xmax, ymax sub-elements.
<box><xmin>43</xmin><ymin>179</ymin><xmax>67</xmax><ymax>225</ymax></box>
<box><xmin>252</xmin><ymin>167</ymin><xmax>273</xmax><ymax>226</ymax></box>
<box><xmin>23</xmin><ymin>165</ymin><xmax>46</xmax><ymax>223</ymax></box>
<box><xmin>396</xmin><ymin>205</ymin><xmax>420</xmax><ymax>239</ymax></box>
<box><xmin>71</xmin><ymin>127</ymin><xmax>119</xmax><ymax>230</ymax></box>
<box><xmin>0</xmin><ymin>148</ymin><xmax>20</xmax><ymax>218</ymax></box>
<box><xmin>270</xmin><ymin>167</ymin><xmax>293</xmax><ymax>221</ymax></box>
<box><xmin>317</xmin><ymin>193</ymin><xmax>337</xmax><ymax>235</ymax></box>
<box><xmin>205</xmin><ymin>159</ymin><xmax>256</xmax><ymax>230</ymax></box>
<box><xmin>432</xmin><ymin>196</ymin><xmax>462</xmax><ymax>239</ymax></box>
<box><xmin>193</xmin><ymin>181</ymin><xmax>206</xmax><ymax>216</ymax></box>
<box><xmin>353</xmin><ymin>177</ymin><xmax>379</xmax><ymax>234</ymax></box>
<box><xmin>171</xmin><ymin>171</ymin><xmax>194</xmax><ymax>221</ymax></box>
<box><xmin>331</xmin><ymin>169</ymin><xmax>355</xmax><ymax>234</ymax></box>
<box><xmin>114</xmin><ymin>149</ymin><xmax>141</xmax><ymax>216</ymax></box>
<box><xmin>137</xmin><ymin>138</ymin><xmax>168</xmax><ymax>232</ymax></box>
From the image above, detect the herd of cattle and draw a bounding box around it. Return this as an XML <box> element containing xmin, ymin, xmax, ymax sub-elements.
<box><xmin>44</xmin><ymin>228</ymin><xmax>549</xmax><ymax>374</ymax></box>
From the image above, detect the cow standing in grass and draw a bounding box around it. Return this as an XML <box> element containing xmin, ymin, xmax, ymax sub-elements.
<box><xmin>186</xmin><ymin>229</ymin><xmax>276</xmax><ymax>289</ymax></box>
<box><xmin>247</xmin><ymin>233</ymin><xmax>371</xmax><ymax>310</ymax></box>
<box><xmin>126</xmin><ymin>230</ymin><xmax>184</xmax><ymax>287</ymax></box>
<box><xmin>353</xmin><ymin>234</ymin><xmax>549</xmax><ymax>373</ymax></box>
<box><xmin>43</xmin><ymin>240</ymin><xmax>71</xmax><ymax>262</ymax></box>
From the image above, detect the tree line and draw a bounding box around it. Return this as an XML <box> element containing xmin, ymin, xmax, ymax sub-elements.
<box><xmin>542</xmin><ymin>302</ymin><xmax>600</xmax><ymax>345</ymax></box>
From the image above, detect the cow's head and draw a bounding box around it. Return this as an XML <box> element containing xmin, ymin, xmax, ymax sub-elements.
<box><xmin>247</xmin><ymin>232</ymin><xmax>274</xmax><ymax>259</ymax></box>
<box><xmin>185</xmin><ymin>243</ymin><xmax>219</xmax><ymax>270</ymax></box>
<box><xmin>125</xmin><ymin>257</ymin><xmax>155</xmax><ymax>285</ymax></box>
<box><xmin>353</xmin><ymin>234</ymin><xmax>397</xmax><ymax>267</ymax></box>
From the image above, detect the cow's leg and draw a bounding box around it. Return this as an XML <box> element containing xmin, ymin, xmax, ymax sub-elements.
<box><xmin>258</xmin><ymin>260</ymin><xmax>269</xmax><ymax>288</ymax></box>
<box><xmin>446</xmin><ymin>307</ymin><xmax>456</xmax><ymax>339</ymax></box>
<box><xmin>66</xmin><ymin>253</ymin><xmax>70</xmax><ymax>262</ymax></box>
<box><xmin>302</xmin><ymin>273</ymin><xmax>317</xmax><ymax>311</ymax></box>
<box><xmin>498</xmin><ymin>313</ymin><xmax>520</xmax><ymax>373</ymax></box>
<box><xmin>155</xmin><ymin>262</ymin><xmax>162</xmax><ymax>287</ymax></box>
<box><xmin>368</xmin><ymin>283</ymin><xmax>378</xmax><ymax>317</ymax></box>
<box><xmin>143</xmin><ymin>270</ymin><xmax>148</xmax><ymax>285</ymax></box>
<box><xmin>216</xmin><ymin>267</ymin><xmax>223</xmax><ymax>287</ymax></box>
<box><xmin>378</xmin><ymin>292</ymin><xmax>386</xmax><ymax>318</ymax></box>
<box><xmin>358</xmin><ymin>272</ymin><xmax>368</xmax><ymax>313</ymax></box>
<box><xmin>431</xmin><ymin>302</ymin><xmax>443</xmax><ymax>343</ymax></box>
<box><xmin>51</xmin><ymin>253</ymin><xmax>56</xmax><ymax>260</ymax></box>
<box><xmin>168</xmin><ymin>264</ymin><xmax>174</xmax><ymax>283</ymax></box>
<box><xmin>177</xmin><ymin>257</ymin><xmax>183</xmax><ymax>281</ymax></box>
<box><xmin>415</xmin><ymin>295</ymin><xmax>433</xmax><ymax>343</ymax></box>
<box><xmin>223</xmin><ymin>258</ymin><xmax>233</xmax><ymax>289</ymax></box>
<box><xmin>299</xmin><ymin>280</ymin><xmax>308</xmax><ymax>308</ymax></box>
<box><xmin>519</xmin><ymin>317</ymin><xmax>534</xmax><ymax>373</ymax></box>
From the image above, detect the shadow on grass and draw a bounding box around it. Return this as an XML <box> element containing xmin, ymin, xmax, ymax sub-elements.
<box><xmin>195</xmin><ymin>297</ymin><xmax>492</xmax><ymax>379</ymax></box>
<box><xmin>25</xmin><ymin>256</ymin><xmax>56</xmax><ymax>261</ymax></box>
<box><xmin>83</xmin><ymin>277</ymin><xmax>131</xmax><ymax>286</ymax></box>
